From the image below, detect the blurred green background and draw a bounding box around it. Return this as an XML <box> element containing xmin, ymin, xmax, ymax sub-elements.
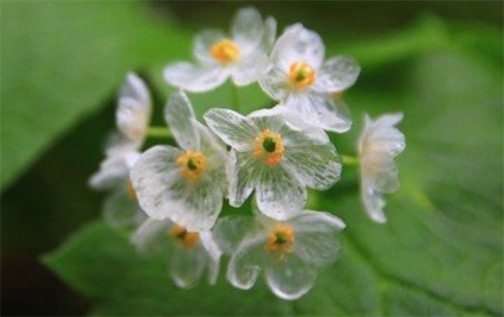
<box><xmin>1</xmin><ymin>1</ymin><xmax>502</xmax><ymax>316</ymax></box>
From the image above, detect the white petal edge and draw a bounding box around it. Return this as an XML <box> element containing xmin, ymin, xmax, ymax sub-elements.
<box><xmin>170</xmin><ymin>244</ymin><xmax>208</xmax><ymax>288</ymax></box>
<box><xmin>164</xmin><ymin>90</ymin><xmax>200</xmax><ymax>151</ymax></box>
<box><xmin>130</xmin><ymin>145</ymin><xmax>182</xmax><ymax>220</ymax></box>
<box><xmin>226</xmin><ymin>236</ymin><xmax>265</xmax><ymax>290</ymax></box>
<box><xmin>265</xmin><ymin>253</ymin><xmax>317</xmax><ymax>300</ymax></box>
<box><xmin>231</xmin><ymin>7</ymin><xmax>264</xmax><ymax>53</ymax></box>
<box><xmin>200</xmin><ymin>231</ymin><xmax>222</xmax><ymax>285</ymax></box>
<box><xmin>204</xmin><ymin>108</ymin><xmax>259</xmax><ymax>152</ymax></box>
<box><xmin>315</xmin><ymin>55</ymin><xmax>361</xmax><ymax>93</ymax></box>
<box><xmin>164</xmin><ymin>62</ymin><xmax>230</xmax><ymax>93</ymax></box>
<box><xmin>272</xmin><ymin>23</ymin><xmax>325</xmax><ymax>72</ymax></box>
<box><xmin>284</xmin><ymin>93</ymin><xmax>352</xmax><ymax>133</ymax></box>
<box><xmin>119</xmin><ymin>72</ymin><xmax>151</xmax><ymax>110</ymax></box>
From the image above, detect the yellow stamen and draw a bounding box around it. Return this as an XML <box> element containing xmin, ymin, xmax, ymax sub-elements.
<box><xmin>265</xmin><ymin>223</ymin><xmax>295</xmax><ymax>260</ymax></box>
<box><xmin>124</xmin><ymin>180</ymin><xmax>137</xmax><ymax>201</ymax></box>
<box><xmin>253</xmin><ymin>129</ymin><xmax>285</xmax><ymax>167</ymax></box>
<box><xmin>288</xmin><ymin>61</ymin><xmax>316</xmax><ymax>91</ymax></box>
<box><xmin>170</xmin><ymin>224</ymin><xmax>199</xmax><ymax>248</ymax></box>
<box><xmin>210</xmin><ymin>39</ymin><xmax>240</xmax><ymax>65</ymax></box>
<box><xmin>176</xmin><ymin>151</ymin><xmax>207</xmax><ymax>180</ymax></box>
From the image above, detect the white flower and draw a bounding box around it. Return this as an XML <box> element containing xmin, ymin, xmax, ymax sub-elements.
<box><xmin>89</xmin><ymin>72</ymin><xmax>152</xmax><ymax>190</ymax></box>
<box><xmin>204</xmin><ymin>106</ymin><xmax>341</xmax><ymax>220</ymax></box>
<box><xmin>358</xmin><ymin>113</ymin><xmax>406</xmax><ymax>223</ymax></box>
<box><xmin>132</xmin><ymin>218</ymin><xmax>222</xmax><ymax>288</ymax></box>
<box><xmin>131</xmin><ymin>90</ymin><xmax>227</xmax><ymax>231</ymax></box>
<box><xmin>164</xmin><ymin>7</ymin><xmax>276</xmax><ymax>92</ymax></box>
<box><xmin>259</xmin><ymin>24</ymin><xmax>360</xmax><ymax>133</ymax></box>
<box><xmin>213</xmin><ymin>208</ymin><xmax>345</xmax><ymax>300</ymax></box>
<box><xmin>89</xmin><ymin>73</ymin><xmax>151</xmax><ymax>230</ymax></box>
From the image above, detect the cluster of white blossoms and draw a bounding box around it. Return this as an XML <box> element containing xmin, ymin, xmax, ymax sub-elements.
<box><xmin>90</xmin><ymin>7</ymin><xmax>405</xmax><ymax>301</ymax></box>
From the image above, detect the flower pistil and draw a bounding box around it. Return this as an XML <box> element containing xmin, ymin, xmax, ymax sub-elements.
<box><xmin>265</xmin><ymin>223</ymin><xmax>295</xmax><ymax>260</ymax></box>
<box><xmin>176</xmin><ymin>150</ymin><xmax>208</xmax><ymax>180</ymax></box>
<box><xmin>253</xmin><ymin>129</ymin><xmax>285</xmax><ymax>166</ymax></box>
<box><xmin>288</xmin><ymin>61</ymin><xmax>316</xmax><ymax>91</ymax></box>
<box><xmin>171</xmin><ymin>223</ymin><xmax>200</xmax><ymax>248</ymax></box>
<box><xmin>210</xmin><ymin>39</ymin><xmax>241</xmax><ymax>65</ymax></box>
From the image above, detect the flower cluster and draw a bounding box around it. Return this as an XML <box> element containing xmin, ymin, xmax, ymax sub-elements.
<box><xmin>90</xmin><ymin>7</ymin><xmax>406</xmax><ymax>301</ymax></box>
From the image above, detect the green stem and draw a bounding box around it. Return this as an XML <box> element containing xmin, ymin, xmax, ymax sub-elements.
<box><xmin>340</xmin><ymin>155</ymin><xmax>359</xmax><ymax>166</ymax></box>
<box><xmin>147</xmin><ymin>126</ymin><xmax>172</xmax><ymax>138</ymax></box>
<box><xmin>230</xmin><ymin>82</ymin><xmax>240</xmax><ymax>112</ymax></box>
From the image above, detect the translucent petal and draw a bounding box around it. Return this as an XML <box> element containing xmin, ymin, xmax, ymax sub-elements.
<box><xmin>192</xmin><ymin>120</ymin><xmax>226</xmax><ymax>155</ymax></box>
<box><xmin>102</xmin><ymin>190</ymin><xmax>146</xmax><ymax>231</ymax></box>
<box><xmin>130</xmin><ymin>145</ymin><xmax>184</xmax><ymax>220</ymax></box>
<box><xmin>89</xmin><ymin>153</ymin><xmax>131</xmax><ymax>191</ymax></box>
<box><xmin>358</xmin><ymin>113</ymin><xmax>406</xmax><ymax>223</ymax></box>
<box><xmin>258</xmin><ymin>65</ymin><xmax>290</xmax><ymax>100</ymax></box>
<box><xmin>227</xmin><ymin>150</ymin><xmax>255</xmax><ymax>207</ymax></box>
<box><xmin>249</xmin><ymin>105</ymin><xmax>330</xmax><ymax>144</ymax></box>
<box><xmin>104</xmin><ymin>132</ymin><xmax>139</xmax><ymax>156</ymax></box>
<box><xmin>272</xmin><ymin>23</ymin><xmax>325</xmax><ymax>72</ymax></box>
<box><xmin>285</xmin><ymin>93</ymin><xmax>352</xmax><ymax>133</ymax></box>
<box><xmin>262</xmin><ymin>16</ymin><xmax>277</xmax><ymax>51</ymax></box>
<box><xmin>283</xmin><ymin>141</ymin><xmax>341</xmax><ymax>190</ymax></box>
<box><xmin>204</xmin><ymin>108</ymin><xmax>259</xmax><ymax>151</ymax></box>
<box><xmin>130</xmin><ymin>218</ymin><xmax>172</xmax><ymax>255</ymax></box>
<box><xmin>362</xmin><ymin>153</ymin><xmax>400</xmax><ymax>193</ymax></box>
<box><xmin>164</xmin><ymin>90</ymin><xmax>200</xmax><ymax>151</ymax></box>
<box><xmin>200</xmin><ymin>231</ymin><xmax>222</xmax><ymax>285</ymax></box>
<box><xmin>119</xmin><ymin>72</ymin><xmax>151</xmax><ymax>110</ymax></box>
<box><xmin>164</xmin><ymin>62</ymin><xmax>229</xmax><ymax>92</ymax></box>
<box><xmin>170</xmin><ymin>244</ymin><xmax>208</xmax><ymax>288</ymax></box>
<box><xmin>193</xmin><ymin>29</ymin><xmax>227</xmax><ymax>66</ymax></box>
<box><xmin>265</xmin><ymin>253</ymin><xmax>317</xmax><ymax>300</ymax></box>
<box><xmin>133</xmin><ymin>126</ymin><xmax>226</xmax><ymax>231</ymax></box>
<box><xmin>116</xmin><ymin>98</ymin><xmax>150</xmax><ymax>143</ymax></box>
<box><xmin>359</xmin><ymin>113</ymin><xmax>405</xmax><ymax>156</ymax></box>
<box><xmin>227</xmin><ymin>236</ymin><xmax>266</xmax><ymax>290</ymax></box>
<box><xmin>168</xmin><ymin>169</ymin><xmax>226</xmax><ymax>231</ymax></box>
<box><xmin>212</xmin><ymin>215</ymin><xmax>254</xmax><ymax>254</ymax></box>
<box><xmin>361</xmin><ymin>180</ymin><xmax>387</xmax><ymax>223</ymax></box>
<box><xmin>314</xmin><ymin>55</ymin><xmax>361</xmax><ymax>92</ymax></box>
<box><xmin>231</xmin><ymin>53</ymin><xmax>268</xmax><ymax>86</ymax></box>
<box><xmin>290</xmin><ymin>210</ymin><xmax>345</xmax><ymax>266</ymax></box>
<box><xmin>231</xmin><ymin>7</ymin><xmax>264</xmax><ymax>52</ymax></box>
<box><xmin>255</xmin><ymin>164</ymin><xmax>307</xmax><ymax>220</ymax></box>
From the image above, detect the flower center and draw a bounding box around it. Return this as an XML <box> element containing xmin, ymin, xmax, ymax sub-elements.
<box><xmin>265</xmin><ymin>223</ymin><xmax>295</xmax><ymax>255</ymax></box>
<box><xmin>288</xmin><ymin>61</ymin><xmax>316</xmax><ymax>91</ymax></box>
<box><xmin>176</xmin><ymin>151</ymin><xmax>207</xmax><ymax>180</ymax></box>
<box><xmin>170</xmin><ymin>224</ymin><xmax>199</xmax><ymax>248</ymax></box>
<box><xmin>210</xmin><ymin>39</ymin><xmax>240</xmax><ymax>65</ymax></box>
<box><xmin>253</xmin><ymin>129</ymin><xmax>285</xmax><ymax>167</ymax></box>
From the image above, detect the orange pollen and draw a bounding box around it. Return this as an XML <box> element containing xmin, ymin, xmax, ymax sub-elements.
<box><xmin>210</xmin><ymin>39</ymin><xmax>240</xmax><ymax>65</ymax></box>
<box><xmin>252</xmin><ymin>129</ymin><xmax>285</xmax><ymax>167</ymax></box>
<box><xmin>124</xmin><ymin>179</ymin><xmax>137</xmax><ymax>201</ymax></box>
<box><xmin>170</xmin><ymin>224</ymin><xmax>199</xmax><ymax>248</ymax></box>
<box><xmin>176</xmin><ymin>150</ymin><xmax>207</xmax><ymax>180</ymax></box>
<box><xmin>288</xmin><ymin>61</ymin><xmax>316</xmax><ymax>91</ymax></box>
<box><xmin>265</xmin><ymin>223</ymin><xmax>295</xmax><ymax>256</ymax></box>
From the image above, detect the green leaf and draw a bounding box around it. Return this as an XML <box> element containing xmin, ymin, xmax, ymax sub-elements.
<box><xmin>0</xmin><ymin>1</ymin><xmax>191</xmax><ymax>191</ymax></box>
<box><xmin>43</xmin><ymin>18</ymin><xmax>502</xmax><ymax>316</ymax></box>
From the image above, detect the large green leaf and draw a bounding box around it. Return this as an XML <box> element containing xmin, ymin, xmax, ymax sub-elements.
<box><xmin>43</xmin><ymin>17</ymin><xmax>502</xmax><ymax>316</ymax></box>
<box><xmin>0</xmin><ymin>1</ymin><xmax>191</xmax><ymax>191</ymax></box>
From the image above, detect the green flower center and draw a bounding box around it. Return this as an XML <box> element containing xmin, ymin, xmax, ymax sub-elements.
<box><xmin>263</xmin><ymin>137</ymin><xmax>277</xmax><ymax>153</ymax></box>
<box><xmin>187</xmin><ymin>158</ymin><xmax>198</xmax><ymax>171</ymax></box>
